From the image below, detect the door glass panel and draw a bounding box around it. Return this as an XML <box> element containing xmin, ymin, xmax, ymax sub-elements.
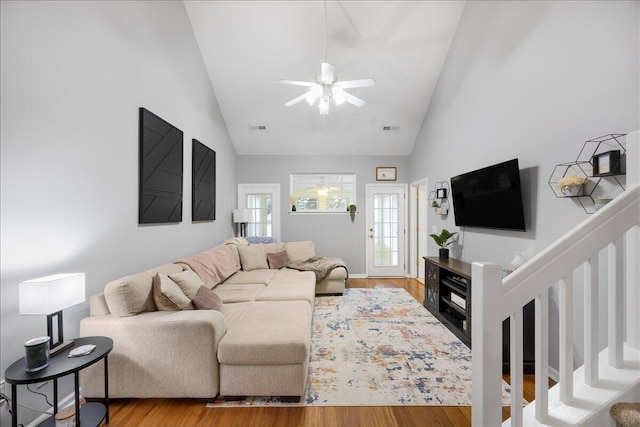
<box><xmin>246</xmin><ymin>193</ymin><xmax>272</xmax><ymax>237</ymax></box>
<box><xmin>373</xmin><ymin>194</ymin><xmax>400</xmax><ymax>267</ymax></box>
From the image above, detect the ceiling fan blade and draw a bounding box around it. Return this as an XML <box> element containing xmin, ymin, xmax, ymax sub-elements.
<box><xmin>284</xmin><ymin>93</ymin><xmax>309</xmax><ymax>107</ymax></box>
<box><xmin>341</xmin><ymin>90</ymin><xmax>366</xmax><ymax>108</ymax></box>
<box><xmin>321</xmin><ymin>62</ymin><xmax>335</xmax><ymax>85</ymax></box>
<box><xmin>334</xmin><ymin>78</ymin><xmax>375</xmax><ymax>89</ymax></box>
<box><xmin>279</xmin><ymin>80</ymin><xmax>317</xmax><ymax>87</ymax></box>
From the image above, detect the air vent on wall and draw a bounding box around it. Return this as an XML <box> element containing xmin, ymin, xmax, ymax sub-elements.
<box><xmin>382</xmin><ymin>126</ymin><xmax>399</xmax><ymax>131</ymax></box>
<box><xmin>249</xmin><ymin>125</ymin><xmax>267</xmax><ymax>131</ymax></box>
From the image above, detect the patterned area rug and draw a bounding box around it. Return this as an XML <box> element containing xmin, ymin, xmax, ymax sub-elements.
<box><xmin>208</xmin><ymin>287</ymin><xmax>514</xmax><ymax>407</ymax></box>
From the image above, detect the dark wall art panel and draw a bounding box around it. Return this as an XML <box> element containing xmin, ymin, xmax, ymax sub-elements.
<box><xmin>192</xmin><ymin>139</ymin><xmax>216</xmax><ymax>221</ymax></box>
<box><xmin>139</xmin><ymin>107</ymin><xmax>183</xmax><ymax>224</ymax></box>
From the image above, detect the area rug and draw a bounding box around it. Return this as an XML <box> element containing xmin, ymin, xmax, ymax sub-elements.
<box><xmin>208</xmin><ymin>287</ymin><xmax>514</xmax><ymax>407</ymax></box>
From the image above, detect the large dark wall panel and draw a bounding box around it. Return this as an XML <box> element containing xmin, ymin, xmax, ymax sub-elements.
<box><xmin>192</xmin><ymin>139</ymin><xmax>216</xmax><ymax>221</ymax></box>
<box><xmin>139</xmin><ymin>107</ymin><xmax>183</xmax><ymax>224</ymax></box>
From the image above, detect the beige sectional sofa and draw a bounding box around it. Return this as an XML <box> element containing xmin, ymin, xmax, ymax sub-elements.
<box><xmin>79</xmin><ymin>240</ymin><xmax>346</xmax><ymax>401</ymax></box>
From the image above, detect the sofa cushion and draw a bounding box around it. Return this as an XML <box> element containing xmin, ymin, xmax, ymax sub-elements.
<box><xmin>169</xmin><ymin>270</ymin><xmax>203</xmax><ymax>300</ymax></box>
<box><xmin>266</xmin><ymin>250</ymin><xmax>290</xmax><ymax>269</ymax></box>
<box><xmin>212</xmin><ymin>284</ymin><xmax>266</xmax><ymax>303</ymax></box>
<box><xmin>264</xmin><ymin>242</ymin><xmax>286</xmax><ymax>254</ymax></box>
<box><xmin>221</xmin><ymin>269</ymin><xmax>277</xmax><ymax>285</ymax></box>
<box><xmin>285</xmin><ymin>241</ymin><xmax>315</xmax><ymax>263</ymax></box>
<box><xmin>104</xmin><ymin>263</ymin><xmax>183</xmax><ymax>317</ymax></box>
<box><xmin>256</xmin><ymin>271</ymin><xmax>315</xmax><ymax>305</ymax></box>
<box><xmin>237</xmin><ymin>244</ymin><xmax>268</xmax><ymax>271</ymax></box>
<box><xmin>219</xmin><ymin>301</ymin><xmax>312</xmax><ymax>365</ymax></box>
<box><xmin>152</xmin><ymin>273</ymin><xmax>193</xmax><ymax>311</ymax></box>
<box><xmin>192</xmin><ymin>286</ymin><xmax>224</xmax><ymax>312</ymax></box>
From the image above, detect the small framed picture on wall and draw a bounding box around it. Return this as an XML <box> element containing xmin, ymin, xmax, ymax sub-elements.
<box><xmin>376</xmin><ymin>167</ymin><xmax>397</xmax><ymax>181</ymax></box>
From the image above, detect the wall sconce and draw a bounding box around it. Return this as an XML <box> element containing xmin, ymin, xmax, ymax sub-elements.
<box><xmin>19</xmin><ymin>273</ymin><xmax>86</xmax><ymax>355</ymax></box>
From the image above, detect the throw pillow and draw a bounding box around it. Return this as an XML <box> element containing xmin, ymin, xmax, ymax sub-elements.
<box><xmin>152</xmin><ymin>273</ymin><xmax>193</xmax><ymax>311</ymax></box>
<box><xmin>169</xmin><ymin>270</ymin><xmax>204</xmax><ymax>300</ymax></box>
<box><xmin>285</xmin><ymin>241</ymin><xmax>315</xmax><ymax>263</ymax></box>
<box><xmin>192</xmin><ymin>286</ymin><xmax>224</xmax><ymax>312</ymax></box>
<box><xmin>237</xmin><ymin>244</ymin><xmax>268</xmax><ymax>271</ymax></box>
<box><xmin>266</xmin><ymin>250</ymin><xmax>290</xmax><ymax>269</ymax></box>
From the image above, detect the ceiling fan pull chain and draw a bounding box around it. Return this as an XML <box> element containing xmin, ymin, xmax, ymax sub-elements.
<box><xmin>324</xmin><ymin>0</ymin><xmax>328</xmax><ymax>63</ymax></box>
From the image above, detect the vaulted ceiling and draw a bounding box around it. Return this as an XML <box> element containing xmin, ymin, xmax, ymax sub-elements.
<box><xmin>184</xmin><ymin>1</ymin><xmax>465</xmax><ymax>156</ymax></box>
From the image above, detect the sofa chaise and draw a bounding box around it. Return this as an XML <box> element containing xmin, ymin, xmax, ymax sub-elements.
<box><xmin>79</xmin><ymin>240</ymin><xmax>347</xmax><ymax>401</ymax></box>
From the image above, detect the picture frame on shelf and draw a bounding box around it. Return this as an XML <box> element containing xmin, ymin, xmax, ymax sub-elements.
<box><xmin>592</xmin><ymin>150</ymin><xmax>621</xmax><ymax>176</ymax></box>
<box><xmin>436</xmin><ymin>188</ymin><xmax>447</xmax><ymax>199</ymax></box>
<box><xmin>376</xmin><ymin>167</ymin><xmax>397</xmax><ymax>181</ymax></box>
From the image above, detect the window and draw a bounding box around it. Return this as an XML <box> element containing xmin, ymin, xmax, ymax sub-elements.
<box><xmin>290</xmin><ymin>174</ymin><xmax>356</xmax><ymax>212</ymax></box>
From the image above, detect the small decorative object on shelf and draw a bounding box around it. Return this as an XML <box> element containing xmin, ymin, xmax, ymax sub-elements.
<box><xmin>557</xmin><ymin>175</ymin><xmax>587</xmax><ymax>196</ymax></box>
<box><xmin>592</xmin><ymin>150</ymin><xmax>621</xmax><ymax>176</ymax></box>
<box><xmin>549</xmin><ymin>133</ymin><xmax>626</xmax><ymax>214</ymax></box>
<box><xmin>511</xmin><ymin>252</ymin><xmax>526</xmax><ymax>270</ymax></box>
<box><xmin>430</xmin><ymin>228</ymin><xmax>457</xmax><ymax>260</ymax></box>
<box><xmin>429</xmin><ymin>181</ymin><xmax>450</xmax><ymax>215</ymax></box>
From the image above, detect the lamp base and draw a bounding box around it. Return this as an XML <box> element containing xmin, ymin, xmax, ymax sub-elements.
<box><xmin>50</xmin><ymin>340</ymin><xmax>74</xmax><ymax>356</ymax></box>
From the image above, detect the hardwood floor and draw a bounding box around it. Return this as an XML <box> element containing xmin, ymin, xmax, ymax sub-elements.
<box><xmin>105</xmin><ymin>278</ymin><xmax>535</xmax><ymax>426</ymax></box>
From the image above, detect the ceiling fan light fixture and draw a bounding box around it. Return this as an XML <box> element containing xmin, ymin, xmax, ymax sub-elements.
<box><xmin>332</xmin><ymin>86</ymin><xmax>345</xmax><ymax>105</ymax></box>
<box><xmin>318</xmin><ymin>98</ymin><xmax>330</xmax><ymax>115</ymax></box>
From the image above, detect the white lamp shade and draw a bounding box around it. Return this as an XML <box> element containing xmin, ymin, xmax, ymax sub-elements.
<box><xmin>233</xmin><ymin>209</ymin><xmax>251</xmax><ymax>223</ymax></box>
<box><xmin>19</xmin><ymin>273</ymin><xmax>85</xmax><ymax>315</ymax></box>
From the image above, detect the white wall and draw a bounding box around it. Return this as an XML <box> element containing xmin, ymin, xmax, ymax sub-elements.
<box><xmin>0</xmin><ymin>2</ymin><xmax>236</xmax><ymax>421</ymax></box>
<box><xmin>410</xmin><ymin>1</ymin><xmax>639</xmax><ymax>371</ymax></box>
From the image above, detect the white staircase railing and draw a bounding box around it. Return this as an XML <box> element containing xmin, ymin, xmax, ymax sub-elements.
<box><xmin>471</xmin><ymin>131</ymin><xmax>639</xmax><ymax>426</ymax></box>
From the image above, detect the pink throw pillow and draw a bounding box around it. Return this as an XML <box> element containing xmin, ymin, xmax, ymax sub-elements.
<box><xmin>267</xmin><ymin>251</ymin><xmax>290</xmax><ymax>269</ymax></box>
<box><xmin>192</xmin><ymin>286</ymin><xmax>224</xmax><ymax>312</ymax></box>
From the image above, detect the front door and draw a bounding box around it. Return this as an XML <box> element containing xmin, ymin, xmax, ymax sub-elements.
<box><xmin>366</xmin><ymin>184</ymin><xmax>407</xmax><ymax>277</ymax></box>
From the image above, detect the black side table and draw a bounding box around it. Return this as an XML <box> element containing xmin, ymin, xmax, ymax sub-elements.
<box><xmin>5</xmin><ymin>336</ymin><xmax>112</xmax><ymax>427</ymax></box>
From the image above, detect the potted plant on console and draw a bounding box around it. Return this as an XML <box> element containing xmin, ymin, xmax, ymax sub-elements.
<box><xmin>430</xmin><ymin>229</ymin><xmax>457</xmax><ymax>260</ymax></box>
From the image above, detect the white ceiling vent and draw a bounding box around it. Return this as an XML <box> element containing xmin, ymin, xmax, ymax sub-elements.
<box><xmin>249</xmin><ymin>125</ymin><xmax>267</xmax><ymax>131</ymax></box>
<box><xmin>382</xmin><ymin>126</ymin><xmax>399</xmax><ymax>131</ymax></box>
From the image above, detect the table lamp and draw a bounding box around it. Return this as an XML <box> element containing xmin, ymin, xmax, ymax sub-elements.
<box><xmin>19</xmin><ymin>273</ymin><xmax>86</xmax><ymax>355</ymax></box>
<box><xmin>233</xmin><ymin>209</ymin><xmax>251</xmax><ymax>237</ymax></box>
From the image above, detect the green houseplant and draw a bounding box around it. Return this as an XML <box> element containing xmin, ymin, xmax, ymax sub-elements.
<box><xmin>348</xmin><ymin>204</ymin><xmax>357</xmax><ymax>222</ymax></box>
<box><xmin>430</xmin><ymin>228</ymin><xmax>457</xmax><ymax>260</ymax></box>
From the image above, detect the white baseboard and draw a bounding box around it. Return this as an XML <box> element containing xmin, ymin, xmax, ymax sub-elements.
<box><xmin>27</xmin><ymin>392</ymin><xmax>75</xmax><ymax>427</ymax></box>
<box><xmin>348</xmin><ymin>274</ymin><xmax>367</xmax><ymax>279</ymax></box>
<box><xmin>548</xmin><ymin>366</ymin><xmax>560</xmax><ymax>382</ymax></box>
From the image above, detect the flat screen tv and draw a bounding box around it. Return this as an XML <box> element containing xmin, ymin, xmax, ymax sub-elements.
<box><xmin>450</xmin><ymin>159</ymin><xmax>526</xmax><ymax>231</ymax></box>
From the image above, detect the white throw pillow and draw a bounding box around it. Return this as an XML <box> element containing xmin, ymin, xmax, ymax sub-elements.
<box><xmin>169</xmin><ymin>270</ymin><xmax>204</xmax><ymax>300</ymax></box>
<box><xmin>152</xmin><ymin>273</ymin><xmax>193</xmax><ymax>311</ymax></box>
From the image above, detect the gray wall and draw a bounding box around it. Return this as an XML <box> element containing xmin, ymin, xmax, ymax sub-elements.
<box><xmin>0</xmin><ymin>2</ymin><xmax>236</xmax><ymax>423</ymax></box>
<box><xmin>410</xmin><ymin>1</ymin><xmax>639</xmax><ymax>371</ymax></box>
<box><xmin>237</xmin><ymin>155</ymin><xmax>410</xmax><ymax>274</ymax></box>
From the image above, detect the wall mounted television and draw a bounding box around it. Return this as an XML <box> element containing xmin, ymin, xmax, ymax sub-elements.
<box><xmin>450</xmin><ymin>158</ymin><xmax>526</xmax><ymax>231</ymax></box>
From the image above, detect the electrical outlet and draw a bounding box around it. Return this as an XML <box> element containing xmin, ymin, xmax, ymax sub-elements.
<box><xmin>431</xmin><ymin>226</ymin><xmax>438</xmax><ymax>234</ymax></box>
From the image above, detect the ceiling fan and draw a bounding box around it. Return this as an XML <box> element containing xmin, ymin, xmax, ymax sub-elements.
<box><xmin>278</xmin><ymin>1</ymin><xmax>375</xmax><ymax>115</ymax></box>
<box><xmin>279</xmin><ymin>62</ymin><xmax>375</xmax><ymax>115</ymax></box>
